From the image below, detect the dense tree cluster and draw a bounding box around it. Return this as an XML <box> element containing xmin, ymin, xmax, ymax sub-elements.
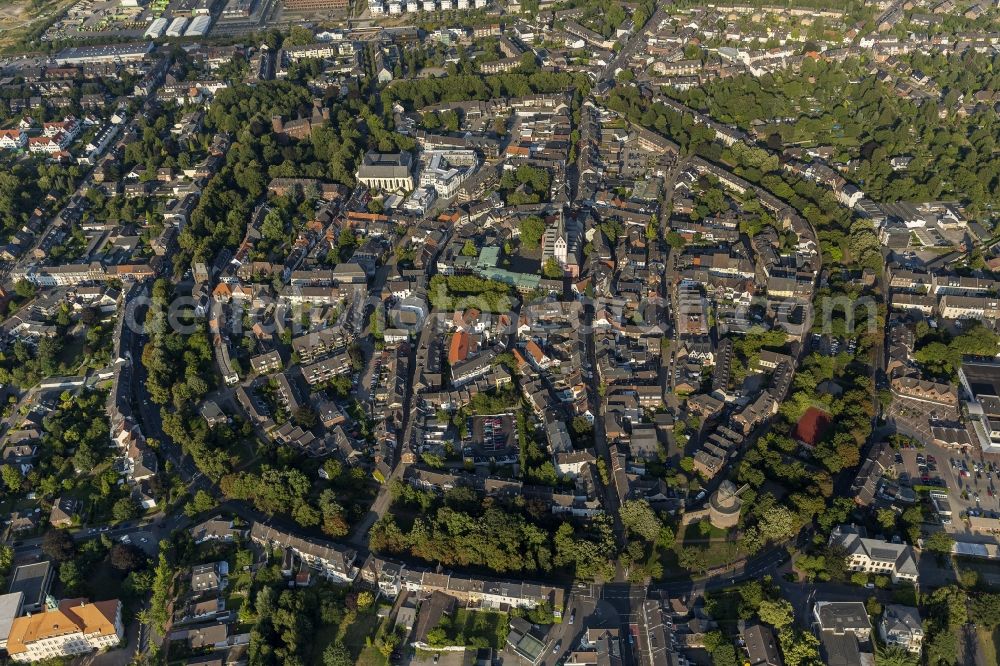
<box><xmin>924</xmin><ymin>585</ymin><xmax>967</xmax><ymax>665</ymax></box>
<box><xmin>727</xmin><ymin>330</ymin><xmax>787</xmax><ymax>387</ymax></box>
<box><xmin>671</xmin><ymin>0</ymin><xmax>870</xmax><ymax>19</ymax></box>
<box><xmin>147</xmin><ymin>550</ymin><xmax>175</xmax><ymax>632</ymax></box>
<box><xmin>174</xmin><ymin>82</ymin><xmax>373</xmax><ymax>272</ymax></box>
<box><xmin>0</xmin><ymin>390</ymin><xmax>134</xmax><ymax>518</ymax></box>
<box><xmin>542</xmin><ymin>258</ymin><xmax>564</xmax><ymax>279</ymax></box>
<box><xmin>248</xmin><ymin>584</ymin><xmax>333</xmax><ymax>666</ymax></box>
<box><xmin>517</xmin><ymin>408</ymin><xmax>567</xmax><ymax>488</ymax></box>
<box><xmin>518</xmin><ymin>215</ymin><xmax>546</xmax><ymax>249</ymax></box>
<box><xmin>382</xmin><ymin>70</ymin><xmax>590</xmax><ymax>111</ymax></box>
<box><xmin>605</xmin><ymin>87</ymin><xmax>717</xmax><ymax>155</ymax></box>
<box><xmin>421</xmin><ymin>109</ymin><xmax>461</xmax><ymax>132</ymax></box>
<box><xmin>908</xmin><ymin>50</ymin><xmax>1000</xmax><ymax>98</ymax></box>
<box><xmin>221</xmin><ymin>465</ymin><xmax>350</xmax><ymax>537</ymax></box>
<box><xmin>618</xmin><ymin>499</ymin><xmax>672</xmax><ymax>582</ymax></box>
<box><xmin>370</xmin><ymin>504</ymin><xmax>553</xmax><ymax>573</ymax></box>
<box><xmin>0</xmin><ymin>160</ymin><xmax>80</xmax><ymax>239</ymax></box>
<box><xmin>702</xmin><ymin>631</ymin><xmax>739</xmax><ymax>666</ymax></box>
<box><xmin>705</xmin><ymin>579</ymin><xmax>822</xmax><ymax>666</ymax></box>
<box><xmin>499</xmin><ymin>165</ymin><xmax>551</xmax><ymax>205</ymax></box>
<box><xmin>556</xmin><ymin>0</ymin><xmax>638</xmax><ymax>39</ymax></box>
<box><xmin>428</xmin><ymin>274</ymin><xmax>515</xmax><ymax>313</ymax></box>
<box><xmin>142</xmin><ymin>321</ymin><xmax>214</xmax><ymax>409</ymax></box>
<box><xmin>738</xmin><ymin>501</ymin><xmax>800</xmax><ymax>555</ymax></box>
<box><xmin>553</xmin><ymin>519</ymin><xmax>617</xmax><ymax>580</ymax></box>
<box><xmin>122</xmin><ymin>108</ymin><xmax>195</xmax><ymax>175</ymax></box>
<box><xmin>256</xmin><ymin>192</ymin><xmax>321</xmax><ymax>260</ymax></box>
<box><xmin>913</xmin><ymin>321</ymin><xmax>1000</xmax><ymax>380</ymax></box>
<box><xmin>681</xmin><ymin>58</ymin><xmax>1000</xmax><ymax>215</ymax></box>
<box><xmin>371</xmin><ymin>488</ymin><xmax>616</xmax><ymax>578</ymax></box>
<box><xmin>140</xmin><ymin>280</ymin><xmax>240</xmax><ymax>481</ymax></box>
<box><xmin>425</xmin><ymin>609</ymin><xmax>508</xmax><ymax>650</ymax></box>
<box><xmin>0</xmin><ymin>337</ymin><xmax>63</xmax><ymax>390</ymax></box>
<box><xmin>776</xmin><ymin>350</ymin><xmax>876</xmax><ymax>474</ymax></box>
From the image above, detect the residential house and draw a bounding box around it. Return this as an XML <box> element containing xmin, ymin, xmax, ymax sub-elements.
<box><xmin>191</xmin><ymin>562</ymin><xmax>227</xmax><ymax>594</ymax></box>
<box><xmin>359</xmin><ymin>555</ymin><xmax>564</xmax><ymax>617</ymax></box>
<box><xmin>191</xmin><ymin>516</ymin><xmax>245</xmax><ymax>544</ymax></box>
<box><xmin>743</xmin><ymin>622</ymin><xmax>782</xmax><ymax>666</ymax></box>
<box><xmin>250</xmin><ymin>523</ymin><xmax>358</xmax><ymax>583</ymax></box>
<box><xmin>250</xmin><ymin>350</ymin><xmax>282</xmax><ymax>375</ymax></box>
<box><xmin>0</xmin><ymin>130</ymin><xmax>27</xmax><ymax>150</ymax></box>
<box><xmin>829</xmin><ymin>525</ymin><xmax>919</xmax><ymax>583</ymax></box>
<box><xmin>813</xmin><ymin>601</ymin><xmax>872</xmax><ymax>666</ymax></box>
<box><xmin>879</xmin><ymin>605</ymin><xmax>922</xmax><ymax>654</ymax></box>
<box><xmin>200</xmin><ymin>401</ymin><xmax>227</xmax><ymax>427</ymax></box>
<box><xmin>49</xmin><ymin>497</ymin><xmax>78</xmax><ymax>527</ymax></box>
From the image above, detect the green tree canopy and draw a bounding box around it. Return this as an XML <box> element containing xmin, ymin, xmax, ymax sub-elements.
<box><xmin>519</xmin><ymin>215</ymin><xmax>546</xmax><ymax>249</ymax></box>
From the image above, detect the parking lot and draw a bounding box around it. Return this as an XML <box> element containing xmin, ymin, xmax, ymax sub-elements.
<box><xmin>471</xmin><ymin>414</ymin><xmax>516</xmax><ymax>452</ymax></box>
<box><xmin>895</xmin><ymin>441</ymin><xmax>1000</xmax><ymax>530</ymax></box>
<box><xmin>465</xmin><ymin>413</ymin><xmax>517</xmax><ymax>458</ymax></box>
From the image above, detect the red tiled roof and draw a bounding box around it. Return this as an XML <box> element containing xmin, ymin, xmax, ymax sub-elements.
<box><xmin>792</xmin><ymin>407</ymin><xmax>831</xmax><ymax>447</ymax></box>
<box><xmin>448</xmin><ymin>330</ymin><xmax>470</xmax><ymax>365</ymax></box>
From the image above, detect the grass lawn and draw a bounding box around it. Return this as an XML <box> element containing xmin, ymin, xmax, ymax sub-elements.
<box><xmin>671</xmin><ymin>541</ymin><xmax>742</xmax><ymax>576</ymax></box>
<box><xmin>70</xmin><ymin>464</ymin><xmax>119</xmax><ymax>525</ymax></box>
<box><xmin>357</xmin><ymin>646</ymin><xmax>389</xmax><ymax>666</ymax></box>
<box><xmin>341</xmin><ymin>608</ymin><xmax>381</xmax><ymax>652</ymax></box>
<box><xmin>663</xmin><ymin>520</ymin><xmax>741</xmax><ymax>577</ymax></box>
<box><xmin>0</xmin><ymin>494</ymin><xmax>41</xmax><ymax>519</ymax></box>
<box><xmin>230</xmin><ymin>435</ymin><xmax>259</xmax><ymax>470</ymax></box>
<box><xmin>978</xmin><ymin>626</ymin><xmax>999</xmax><ymax>666</ymax></box>
<box><xmin>55</xmin><ymin>335</ymin><xmax>86</xmax><ymax>371</ymax></box>
<box><xmin>451</xmin><ymin>609</ymin><xmax>508</xmax><ymax>649</ymax></box>
<box><xmin>310</xmin><ymin>620</ymin><xmax>342</xmax><ymax>664</ymax></box>
<box><xmin>195</xmin><ymin>540</ymin><xmax>236</xmax><ymax>563</ymax></box>
<box><xmin>682</xmin><ymin>521</ymin><xmax>729</xmax><ymax>541</ymax></box>
<box><xmin>311</xmin><ymin>606</ymin><xmax>383</xmax><ymax>665</ymax></box>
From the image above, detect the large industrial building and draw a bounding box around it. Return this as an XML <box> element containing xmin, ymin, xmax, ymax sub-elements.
<box><xmin>283</xmin><ymin>0</ymin><xmax>350</xmax><ymax>11</ymax></box>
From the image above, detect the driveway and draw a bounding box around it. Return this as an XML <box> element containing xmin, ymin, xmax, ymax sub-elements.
<box><xmin>72</xmin><ymin>619</ymin><xmax>139</xmax><ymax>666</ymax></box>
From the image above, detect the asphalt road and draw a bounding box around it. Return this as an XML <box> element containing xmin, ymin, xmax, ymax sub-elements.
<box><xmin>13</xmin><ymin>511</ymin><xmax>189</xmax><ymax>560</ymax></box>
<box><xmin>582</xmin><ymin>321</ymin><xmax>627</xmax><ymax>550</ymax></box>
<box><xmin>597</xmin><ymin>6</ymin><xmax>668</xmax><ymax>84</ymax></box>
